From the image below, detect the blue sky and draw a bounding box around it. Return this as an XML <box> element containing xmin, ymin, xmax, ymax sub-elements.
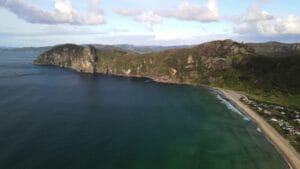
<box><xmin>1</xmin><ymin>0</ymin><xmax>300</xmax><ymax>47</ymax></box>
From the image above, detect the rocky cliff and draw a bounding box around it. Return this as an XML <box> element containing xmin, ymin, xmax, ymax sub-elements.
<box><xmin>34</xmin><ymin>44</ymin><xmax>98</xmax><ymax>73</ymax></box>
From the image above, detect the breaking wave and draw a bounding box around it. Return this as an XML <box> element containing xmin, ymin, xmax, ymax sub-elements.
<box><xmin>216</xmin><ymin>94</ymin><xmax>250</xmax><ymax>121</ymax></box>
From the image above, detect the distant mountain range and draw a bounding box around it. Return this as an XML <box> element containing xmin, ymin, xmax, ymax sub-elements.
<box><xmin>0</xmin><ymin>44</ymin><xmax>192</xmax><ymax>54</ymax></box>
<box><xmin>115</xmin><ymin>44</ymin><xmax>193</xmax><ymax>53</ymax></box>
<box><xmin>0</xmin><ymin>46</ymin><xmax>51</xmax><ymax>53</ymax></box>
<box><xmin>4</xmin><ymin>41</ymin><xmax>300</xmax><ymax>55</ymax></box>
<box><xmin>0</xmin><ymin>46</ymin><xmax>13</xmax><ymax>49</ymax></box>
<box><xmin>248</xmin><ymin>41</ymin><xmax>300</xmax><ymax>57</ymax></box>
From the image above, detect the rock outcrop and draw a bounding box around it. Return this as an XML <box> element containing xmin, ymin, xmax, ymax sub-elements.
<box><xmin>34</xmin><ymin>44</ymin><xmax>98</xmax><ymax>73</ymax></box>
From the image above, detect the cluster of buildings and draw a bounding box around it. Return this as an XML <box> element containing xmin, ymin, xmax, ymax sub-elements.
<box><xmin>241</xmin><ymin>96</ymin><xmax>300</xmax><ymax>136</ymax></box>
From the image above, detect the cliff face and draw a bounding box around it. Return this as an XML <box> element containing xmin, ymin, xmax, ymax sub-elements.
<box><xmin>34</xmin><ymin>44</ymin><xmax>98</xmax><ymax>73</ymax></box>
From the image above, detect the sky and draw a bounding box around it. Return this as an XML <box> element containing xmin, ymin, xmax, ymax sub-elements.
<box><xmin>1</xmin><ymin>0</ymin><xmax>300</xmax><ymax>47</ymax></box>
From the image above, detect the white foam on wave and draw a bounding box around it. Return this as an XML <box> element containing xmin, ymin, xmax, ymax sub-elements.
<box><xmin>216</xmin><ymin>94</ymin><xmax>250</xmax><ymax>121</ymax></box>
<box><xmin>257</xmin><ymin>127</ymin><xmax>262</xmax><ymax>133</ymax></box>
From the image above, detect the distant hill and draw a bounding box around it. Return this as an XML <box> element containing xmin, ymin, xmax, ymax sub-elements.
<box><xmin>0</xmin><ymin>46</ymin><xmax>13</xmax><ymax>49</ymax></box>
<box><xmin>2</xmin><ymin>44</ymin><xmax>192</xmax><ymax>54</ymax></box>
<box><xmin>247</xmin><ymin>41</ymin><xmax>300</xmax><ymax>57</ymax></box>
<box><xmin>114</xmin><ymin>44</ymin><xmax>193</xmax><ymax>53</ymax></box>
<box><xmin>87</xmin><ymin>44</ymin><xmax>192</xmax><ymax>54</ymax></box>
<box><xmin>7</xmin><ymin>41</ymin><xmax>300</xmax><ymax>55</ymax></box>
<box><xmin>0</xmin><ymin>46</ymin><xmax>51</xmax><ymax>53</ymax></box>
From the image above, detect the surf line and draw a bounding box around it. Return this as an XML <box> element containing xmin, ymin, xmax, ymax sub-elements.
<box><xmin>215</xmin><ymin>92</ymin><xmax>250</xmax><ymax>121</ymax></box>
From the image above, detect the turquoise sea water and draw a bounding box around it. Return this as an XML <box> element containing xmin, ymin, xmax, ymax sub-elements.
<box><xmin>0</xmin><ymin>50</ymin><xmax>289</xmax><ymax>169</ymax></box>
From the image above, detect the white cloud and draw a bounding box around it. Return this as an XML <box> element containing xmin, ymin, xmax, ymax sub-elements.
<box><xmin>282</xmin><ymin>15</ymin><xmax>300</xmax><ymax>34</ymax></box>
<box><xmin>234</xmin><ymin>6</ymin><xmax>300</xmax><ymax>36</ymax></box>
<box><xmin>159</xmin><ymin>0</ymin><xmax>219</xmax><ymax>22</ymax></box>
<box><xmin>113</xmin><ymin>0</ymin><xmax>219</xmax><ymax>24</ymax></box>
<box><xmin>0</xmin><ymin>0</ymin><xmax>105</xmax><ymax>25</ymax></box>
<box><xmin>134</xmin><ymin>11</ymin><xmax>162</xmax><ymax>24</ymax></box>
<box><xmin>54</xmin><ymin>0</ymin><xmax>74</xmax><ymax>22</ymax></box>
<box><xmin>133</xmin><ymin>11</ymin><xmax>162</xmax><ymax>31</ymax></box>
<box><xmin>113</xmin><ymin>8</ymin><xmax>162</xmax><ymax>30</ymax></box>
<box><xmin>113</xmin><ymin>8</ymin><xmax>140</xmax><ymax>16</ymax></box>
<box><xmin>241</xmin><ymin>8</ymin><xmax>273</xmax><ymax>21</ymax></box>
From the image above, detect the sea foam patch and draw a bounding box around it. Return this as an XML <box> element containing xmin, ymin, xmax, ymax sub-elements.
<box><xmin>216</xmin><ymin>94</ymin><xmax>250</xmax><ymax>121</ymax></box>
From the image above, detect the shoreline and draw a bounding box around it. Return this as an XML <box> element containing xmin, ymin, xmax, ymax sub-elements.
<box><xmin>215</xmin><ymin>88</ymin><xmax>300</xmax><ymax>169</ymax></box>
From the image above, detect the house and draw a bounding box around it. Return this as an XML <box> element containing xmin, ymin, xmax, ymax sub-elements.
<box><xmin>271</xmin><ymin>118</ymin><xmax>278</xmax><ymax>122</ymax></box>
<box><xmin>283</xmin><ymin>127</ymin><xmax>295</xmax><ymax>135</ymax></box>
<box><xmin>294</xmin><ymin>128</ymin><xmax>300</xmax><ymax>135</ymax></box>
<box><xmin>241</xmin><ymin>96</ymin><xmax>253</xmax><ymax>105</ymax></box>
<box><xmin>276</xmin><ymin>106</ymin><xmax>284</xmax><ymax>110</ymax></box>
<box><xmin>283</xmin><ymin>125</ymin><xmax>299</xmax><ymax>135</ymax></box>
<box><xmin>294</xmin><ymin>119</ymin><xmax>300</xmax><ymax>124</ymax></box>
<box><xmin>241</xmin><ymin>96</ymin><xmax>248</xmax><ymax>102</ymax></box>
<box><xmin>263</xmin><ymin>110</ymin><xmax>272</xmax><ymax>115</ymax></box>
<box><xmin>263</xmin><ymin>104</ymin><xmax>269</xmax><ymax>108</ymax></box>
<box><xmin>251</xmin><ymin>103</ymin><xmax>258</xmax><ymax>107</ymax></box>
<box><xmin>278</xmin><ymin>120</ymin><xmax>289</xmax><ymax>127</ymax></box>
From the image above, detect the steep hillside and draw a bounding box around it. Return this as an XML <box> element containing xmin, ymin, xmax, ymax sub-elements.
<box><xmin>34</xmin><ymin>44</ymin><xmax>98</xmax><ymax>73</ymax></box>
<box><xmin>96</xmin><ymin>39</ymin><xmax>253</xmax><ymax>83</ymax></box>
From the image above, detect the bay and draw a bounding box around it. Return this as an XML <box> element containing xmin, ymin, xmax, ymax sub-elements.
<box><xmin>0</xmin><ymin>50</ymin><xmax>289</xmax><ymax>169</ymax></box>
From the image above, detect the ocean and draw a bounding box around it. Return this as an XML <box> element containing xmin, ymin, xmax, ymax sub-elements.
<box><xmin>0</xmin><ymin>50</ymin><xmax>289</xmax><ymax>169</ymax></box>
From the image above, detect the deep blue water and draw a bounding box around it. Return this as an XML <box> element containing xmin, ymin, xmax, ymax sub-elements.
<box><xmin>0</xmin><ymin>50</ymin><xmax>289</xmax><ymax>169</ymax></box>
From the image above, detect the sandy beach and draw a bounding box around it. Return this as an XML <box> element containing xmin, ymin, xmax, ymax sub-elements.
<box><xmin>216</xmin><ymin>88</ymin><xmax>300</xmax><ymax>169</ymax></box>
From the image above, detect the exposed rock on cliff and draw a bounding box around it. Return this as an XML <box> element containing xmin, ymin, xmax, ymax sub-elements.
<box><xmin>34</xmin><ymin>44</ymin><xmax>98</xmax><ymax>73</ymax></box>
